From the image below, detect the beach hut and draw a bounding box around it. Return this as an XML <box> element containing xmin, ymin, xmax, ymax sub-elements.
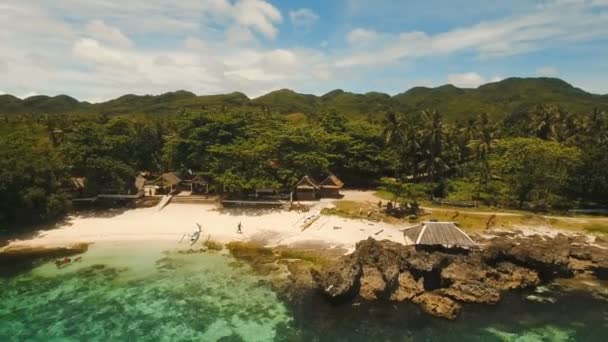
<box><xmin>183</xmin><ymin>175</ymin><xmax>209</xmax><ymax>194</ymax></box>
<box><xmin>402</xmin><ymin>222</ymin><xmax>476</xmax><ymax>249</ymax></box>
<box><xmin>295</xmin><ymin>175</ymin><xmax>320</xmax><ymax>201</ymax></box>
<box><xmin>319</xmin><ymin>174</ymin><xmax>344</xmax><ymax>198</ymax></box>
<box><xmin>155</xmin><ymin>172</ymin><xmax>182</xmax><ymax>194</ymax></box>
<box><xmin>67</xmin><ymin>177</ymin><xmax>86</xmax><ymax>198</ymax></box>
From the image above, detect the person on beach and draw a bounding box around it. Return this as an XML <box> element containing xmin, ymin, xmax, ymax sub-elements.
<box><xmin>237</xmin><ymin>222</ymin><xmax>243</xmax><ymax>234</ymax></box>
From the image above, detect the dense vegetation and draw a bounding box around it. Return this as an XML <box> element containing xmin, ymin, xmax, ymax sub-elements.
<box><xmin>1</xmin><ymin>77</ymin><xmax>607</xmax><ymax>231</ymax></box>
<box><xmin>2</xmin><ymin>78</ymin><xmax>607</xmax><ymax>121</ymax></box>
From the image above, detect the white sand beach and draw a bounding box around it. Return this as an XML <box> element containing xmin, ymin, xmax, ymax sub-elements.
<box><xmin>4</xmin><ymin>194</ymin><xmax>404</xmax><ymax>254</ymax></box>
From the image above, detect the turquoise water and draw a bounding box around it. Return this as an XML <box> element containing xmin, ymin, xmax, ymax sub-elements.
<box><xmin>1</xmin><ymin>242</ymin><xmax>607</xmax><ymax>341</ymax></box>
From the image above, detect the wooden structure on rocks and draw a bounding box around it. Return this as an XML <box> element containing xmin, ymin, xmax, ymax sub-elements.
<box><xmin>402</xmin><ymin>222</ymin><xmax>476</xmax><ymax>249</ymax></box>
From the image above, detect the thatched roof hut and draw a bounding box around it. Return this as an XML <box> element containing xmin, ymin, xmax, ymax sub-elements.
<box><xmin>295</xmin><ymin>175</ymin><xmax>319</xmax><ymax>201</ymax></box>
<box><xmin>70</xmin><ymin>177</ymin><xmax>86</xmax><ymax>190</ymax></box>
<box><xmin>157</xmin><ymin>172</ymin><xmax>181</xmax><ymax>186</ymax></box>
<box><xmin>320</xmin><ymin>174</ymin><xmax>344</xmax><ymax>189</ymax></box>
<box><xmin>320</xmin><ymin>174</ymin><xmax>344</xmax><ymax>198</ymax></box>
<box><xmin>402</xmin><ymin>222</ymin><xmax>476</xmax><ymax>248</ymax></box>
<box><xmin>296</xmin><ymin>175</ymin><xmax>320</xmax><ymax>190</ymax></box>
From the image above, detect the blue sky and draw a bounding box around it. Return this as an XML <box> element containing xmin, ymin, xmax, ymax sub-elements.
<box><xmin>1</xmin><ymin>0</ymin><xmax>607</xmax><ymax>101</ymax></box>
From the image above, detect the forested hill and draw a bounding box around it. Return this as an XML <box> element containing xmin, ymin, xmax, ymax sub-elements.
<box><xmin>1</xmin><ymin>77</ymin><xmax>607</xmax><ymax>121</ymax></box>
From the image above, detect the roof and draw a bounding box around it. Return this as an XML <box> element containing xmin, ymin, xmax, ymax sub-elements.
<box><xmin>296</xmin><ymin>175</ymin><xmax>319</xmax><ymax>190</ymax></box>
<box><xmin>70</xmin><ymin>177</ymin><xmax>86</xmax><ymax>190</ymax></box>
<box><xmin>402</xmin><ymin>222</ymin><xmax>476</xmax><ymax>248</ymax></box>
<box><xmin>320</xmin><ymin>174</ymin><xmax>344</xmax><ymax>189</ymax></box>
<box><xmin>156</xmin><ymin>172</ymin><xmax>182</xmax><ymax>186</ymax></box>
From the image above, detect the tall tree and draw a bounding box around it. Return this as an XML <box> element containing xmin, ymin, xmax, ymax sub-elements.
<box><xmin>418</xmin><ymin>109</ymin><xmax>448</xmax><ymax>182</ymax></box>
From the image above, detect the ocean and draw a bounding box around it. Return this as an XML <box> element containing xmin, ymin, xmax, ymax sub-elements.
<box><xmin>1</xmin><ymin>242</ymin><xmax>607</xmax><ymax>341</ymax></box>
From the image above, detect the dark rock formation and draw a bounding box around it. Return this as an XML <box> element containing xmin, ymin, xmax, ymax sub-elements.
<box><xmin>412</xmin><ymin>292</ymin><xmax>461</xmax><ymax>320</ymax></box>
<box><xmin>313</xmin><ymin>235</ymin><xmax>608</xmax><ymax>319</ymax></box>
<box><xmin>311</xmin><ymin>255</ymin><xmax>361</xmax><ymax>300</ymax></box>
<box><xmin>390</xmin><ymin>272</ymin><xmax>424</xmax><ymax>301</ymax></box>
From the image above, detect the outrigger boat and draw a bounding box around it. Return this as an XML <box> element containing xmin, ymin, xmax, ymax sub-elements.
<box><xmin>179</xmin><ymin>223</ymin><xmax>203</xmax><ymax>246</ymax></box>
<box><xmin>190</xmin><ymin>223</ymin><xmax>202</xmax><ymax>246</ymax></box>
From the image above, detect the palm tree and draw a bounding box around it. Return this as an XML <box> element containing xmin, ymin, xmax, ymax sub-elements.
<box><xmin>382</xmin><ymin>111</ymin><xmax>420</xmax><ymax>179</ymax></box>
<box><xmin>468</xmin><ymin>113</ymin><xmax>496</xmax><ymax>195</ymax></box>
<box><xmin>382</xmin><ymin>111</ymin><xmax>405</xmax><ymax>145</ymax></box>
<box><xmin>529</xmin><ymin>104</ymin><xmax>561</xmax><ymax>140</ymax></box>
<box><xmin>418</xmin><ymin>109</ymin><xmax>448</xmax><ymax>182</ymax></box>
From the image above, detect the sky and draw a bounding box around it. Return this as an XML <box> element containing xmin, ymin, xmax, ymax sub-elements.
<box><xmin>1</xmin><ymin>0</ymin><xmax>607</xmax><ymax>102</ymax></box>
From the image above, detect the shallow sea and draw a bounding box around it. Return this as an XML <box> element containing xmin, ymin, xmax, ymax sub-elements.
<box><xmin>1</xmin><ymin>242</ymin><xmax>607</xmax><ymax>341</ymax></box>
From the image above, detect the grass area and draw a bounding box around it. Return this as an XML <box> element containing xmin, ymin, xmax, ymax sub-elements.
<box><xmin>322</xmin><ymin>200</ymin><xmax>403</xmax><ymax>224</ymax></box>
<box><xmin>582</xmin><ymin>223</ymin><xmax>608</xmax><ymax>235</ymax></box>
<box><xmin>327</xmin><ymin>198</ymin><xmax>608</xmax><ymax>234</ymax></box>
<box><xmin>203</xmin><ymin>239</ymin><xmax>223</xmax><ymax>251</ymax></box>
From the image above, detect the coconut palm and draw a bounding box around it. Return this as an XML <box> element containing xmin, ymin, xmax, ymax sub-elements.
<box><xmin>418</xmin><ymin>109</ymin><xmax>449</xmax><ymax>182</ymax></box>
<box><xmin>468</xmin><ymin>113</ymin><xmax>496</xmax><ymax>194</ymax></box>
<box><xmin>529</xmin><ymin>104</ymin><xmax>561</xmax><ymax>140</ymax></box>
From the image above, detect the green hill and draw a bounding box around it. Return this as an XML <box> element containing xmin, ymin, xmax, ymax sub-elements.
<box><xmin>1</xmin><ymin>78</ymin><xmax>606</xmax><ymax>121</ymax></box>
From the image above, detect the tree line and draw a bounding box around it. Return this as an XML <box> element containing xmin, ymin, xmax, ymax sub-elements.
<box><xmin>0</xmin><ymin>104</ymin><xmax>606</xmax><ymax>231</ymax></box>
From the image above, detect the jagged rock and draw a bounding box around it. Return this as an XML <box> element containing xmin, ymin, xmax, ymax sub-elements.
<box><xmin>441</xmin><ymin>256</ymin><xmax>489</xmax><ymax>283</ymax></box>
<box><xmin>439</xmin><ymin>281</ymin><xmax>501</xmax><ymax>304</ymax></box>
<box><xmin>483</xmin><ymin>235</ymin><xmax>572</xmax><ymax>279</ymax></box>
<box><xmin>359</xmin><ymin>266</ymin><xmax>386</xmax><ymax>300</ymax></box>
<box><xmin>312</xmin><ymin>235</ymin><xmax>607</xmax><ymax>320</ymax></box>
<box><xmin>489</xmin><ymin>262</ymin><xmax>540</xmax><ymax>290</ymax></box>
<box><xmin>312</xmin><ymin>256</ymin><xmax>361</xmax><ymax>300</ymax></box>
<box><xmin>390</xmin><ymin>272</ymin><xmax>424</xmax><ymax>301</ymax></box>
<box><xmin>406</xmin><ymin>251</ymin><xmax>451</xmax><ymax>273</ymax></box>
<box><xmin>412</xmin><ymin>293</ymin><xmax>461</xmax><ymax>319</ymax></box>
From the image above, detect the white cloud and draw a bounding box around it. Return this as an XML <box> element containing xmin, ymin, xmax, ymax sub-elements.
<box><xmin>85</xmin><ymin>20</ymin><xmax>132</xmax><ymax>47</ymax></box>
<box><xmin>72</xmin><ymin>38</ymin><xmax>133</xmax><ymax>68</ymax></box>
<box><xmin>447</xmin><ymin>72</ymin><xmax>500</xmax><ymax>88</ymax></box>
<box><xmin>536</xmin><ymin>66</ymin><xmax>559</xmax><ymax>77</ymax></box>
<box><xmin>347</xmin><ymin>28</ymin><xmax>378</xmax><ymax>45</ymax></box>
<box><xmin>231</xmin><ymin>0</ymin><xmax>282</xmax><ymax>39</ymax></box>
<box><xmin>289</xmin><ymin>8</ymin><xmax>319</xmax><ymax>26</ymax></box>
<box><xmin>337</xmin><ymin>0</ymin><xmax>608</xmax><ymax>67</ymax></box>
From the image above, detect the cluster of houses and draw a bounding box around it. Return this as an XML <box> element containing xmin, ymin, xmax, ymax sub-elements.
<box><xmin>69</xmin><ymin>171</ymin><xmax>345</xmax><ymax>202</ymax></box>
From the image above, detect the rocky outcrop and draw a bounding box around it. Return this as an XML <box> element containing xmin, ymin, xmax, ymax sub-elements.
<box><xmin>359</xmin><ymin>266</ymin><xmax>386</xmax><ymax>300</ymax></box>
<box><xmin>390</xmin><ymin>272</ymin><xmax>424</xmax><ymax>301</ymax></box>
<box><xmin>313</xmin><ymin>234</ymin><xmax>608</xmax><ymax>319</ymax></box>
<box><xmin>412</xmin><ymin>293</ymin><xmax>461</xmax><ymax>320</ymax></box>
<box><xmin>311</xmin><ymin>255</ymin><xmax>361</xmax><ymax>300</ymax></box>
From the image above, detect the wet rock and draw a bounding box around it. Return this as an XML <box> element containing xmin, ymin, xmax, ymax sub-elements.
<box><xmin>412</xmin><ymin>292</ymin><xmax>461</xmax><ymax>319</ymax></box>
<box><xmin>489</xmin><ymin>262</ymin><xmax>540</xmax><ymax>290</ymax></box>
<box><xmin>312</xmin><ymin>256</ymin><xmax>361</xmax><ymax>301</ymax></box>
<box><xmin>390</xmin><ymin>272</ymin><xmax>424</xmax><ymax>301</ymax></box>
<box><xmin>483</xmin><ymin>235</ymin><xmax>572</xmax><ymax>280</ymax></box>
<box><xmin>359</xmin><ymin>266</ymin><xmax>386</xmax><ymax>300</ymax></box>
<box><xmin>439</xmin><ymin>281</ymin><xmax>501</xmax><ymax>304</ymax></box>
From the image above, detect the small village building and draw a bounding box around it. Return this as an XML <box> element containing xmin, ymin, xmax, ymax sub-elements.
<box><xmin>319</xmin><ymin>174</ymin><xmax>344</xmax><ymax>198</ymax></box>
<box><xmin>402</xmin><ymin>222</ymin><xmax>476</xmax><ymax>249</ymax></box>
<box><xmin>183</xmin><ymin>175</ymin><xmax>209</xmax><ymax>194</ymax></box>
<box><xmin>67</xmin><ymin>177</ymin><xmax>86</xmax><ymax>198</ymax></box>
<box><xmin>154</xmin><ymin>172</ymin><xmax>182</xmax><ymax>194</ymax></box>
<box><xmin>295</xmin><ymin>175</ymin><xmax>320</xmax><ymax>201</ymax></box>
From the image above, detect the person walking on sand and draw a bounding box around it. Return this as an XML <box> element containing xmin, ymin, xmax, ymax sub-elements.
<box><xmin>237</xmin><ymin>221</ymin><xmax>243</xmax><ymax>234</ymax></box>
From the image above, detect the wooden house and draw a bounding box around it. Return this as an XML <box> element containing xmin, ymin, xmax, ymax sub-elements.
<box><xmin>319</xmin><ymin>174</ymin><xmax>344</xmax><ymax>198</ymax></box>
<box><xmin>154</xmin><ymin>172</ymin><xmax>182</xmax><ymax>194</ymax></box>
<box><xmin>295</xmin><ymin>175</ymin><xmax>320</xmax><ymax>201</ymax></box>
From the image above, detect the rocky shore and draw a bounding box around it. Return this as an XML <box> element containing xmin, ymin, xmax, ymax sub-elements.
<box><xmin>311</xmin><ymin>233</ymin><xmax>608</xmax><ymax>319</ymax></box>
